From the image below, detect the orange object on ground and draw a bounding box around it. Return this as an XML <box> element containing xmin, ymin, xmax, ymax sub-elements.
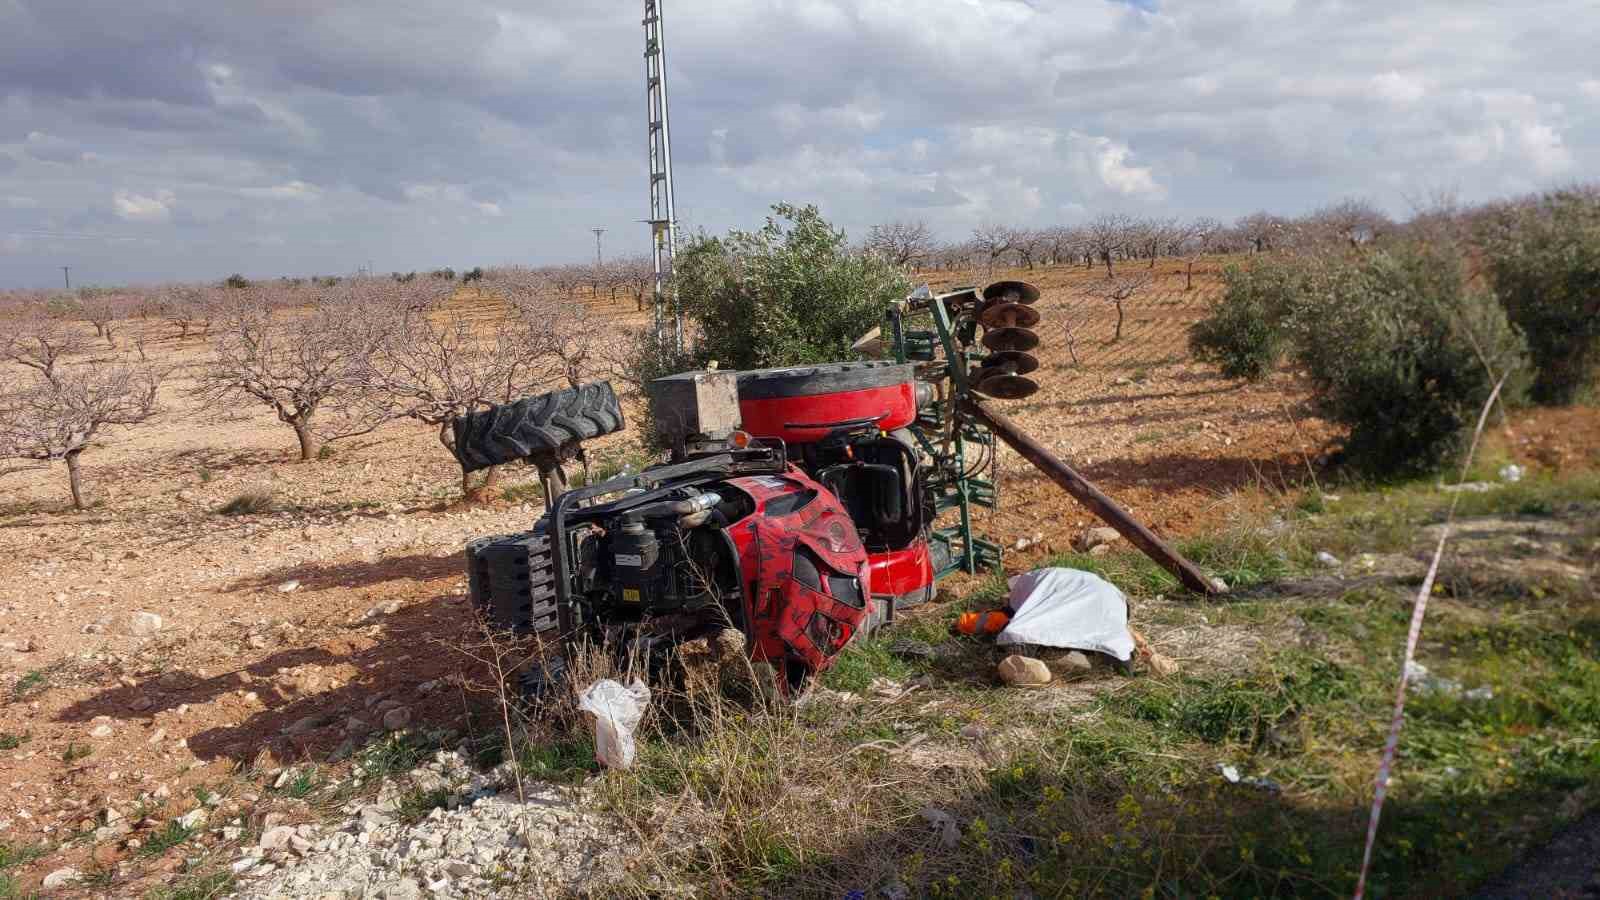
<box><xmin>956</xmin><ymin>610</ymin><xmax>1011</xmax><ymax>635</ymax></box>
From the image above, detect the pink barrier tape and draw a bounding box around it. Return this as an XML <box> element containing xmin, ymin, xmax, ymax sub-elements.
<box><xmin>1352</xmin><ymin>375</ymin><xmax>1508</xmax><ymax>900</ymax></box>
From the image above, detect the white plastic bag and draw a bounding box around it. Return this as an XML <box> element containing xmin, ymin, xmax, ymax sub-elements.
<box><xmin>997</xmin><ymin>568</ymin><xmax>1136</xmax><ymax>661</ymax></box>
<box><xmin>577</xmin><ymin>678</ymin><xmax>651</xmax><ymax>769</ymax></box>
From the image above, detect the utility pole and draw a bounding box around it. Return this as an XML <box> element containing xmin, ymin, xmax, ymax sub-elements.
<box><xmin>643</xmin><ymin>0</ymin><xmax>681</xmax><ymax>350</ymax></box>
<box><xmin>61</xmin><ymin>266</ymin><xmax>71</xmax><ymax>290</ymax></box>
<box><xmin>591</xmin><ymin>227</ymin><xmax>606</xmax><ymax>267</ymax></box>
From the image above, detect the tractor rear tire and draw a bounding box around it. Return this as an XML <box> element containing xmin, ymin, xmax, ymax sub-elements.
<box><xmin>453</xmin><ymin>381</ymin><xmax>624</xmax><ymax>473</ymax></box>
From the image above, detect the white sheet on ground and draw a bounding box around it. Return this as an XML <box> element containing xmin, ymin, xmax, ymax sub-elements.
<box><xmin>997</xmin><ymin>568</ymin><xmax>1135</xmax><ymax>661</ymax></box>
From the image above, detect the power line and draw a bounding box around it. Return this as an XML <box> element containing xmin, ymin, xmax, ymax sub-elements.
<box><xmin>591</xmin><ymin>227</ymin><xmax>606</xmax><ymax>267</ymax></box>
<box><xmin>61</xmin><ymin>266</ymin><xmax>70</xmax><ymax>290</ymax></box>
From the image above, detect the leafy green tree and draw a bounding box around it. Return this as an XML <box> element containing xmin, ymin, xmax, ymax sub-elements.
<box><xmin>674</xmin><ymin>203</ymin><xmax>910</xmax><ymax>370</ymax></box>
<box><xmin>1187</xmin><ymin>259</ymin><xmax>1303</xmax><ymax>380</ymax></box>
<box><xmin>1287</xmin><ymin>246</ymin><xmax>1526</xmax><ymax>476</ymax></box>
<box><xmin>1478</xmin><ymin>188</ymin><xmax>1600</xmax><ymax>403</ymax></box>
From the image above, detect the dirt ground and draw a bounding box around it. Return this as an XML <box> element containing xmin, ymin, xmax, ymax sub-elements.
<box><xmin>0</xmin><ymin>259</ymin><xmax>1593</xmax><ymax>894</ymax></box>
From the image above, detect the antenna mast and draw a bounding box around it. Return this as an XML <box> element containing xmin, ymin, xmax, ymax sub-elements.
<box><xmin>643</xmin><ymin>0</ymin><xmax>681</xmax><ymax>349</ymax></box>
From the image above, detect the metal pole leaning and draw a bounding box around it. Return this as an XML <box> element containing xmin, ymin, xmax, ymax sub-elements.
<box><xmin>959</xmin><ymin>396</ymin><xmax>1224</xmax><ymax>596</ymax></box>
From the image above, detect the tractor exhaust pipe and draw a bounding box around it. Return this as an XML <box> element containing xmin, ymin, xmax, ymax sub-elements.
<box><xmin>959</xmin><ymin>396</ymin><xmax>1225</xmax><ymax>597</ymax></box>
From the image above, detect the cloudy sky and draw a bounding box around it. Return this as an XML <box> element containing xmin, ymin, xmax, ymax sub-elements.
<box><xmin>0</xmin><ymin>0</ymin><xmax>1594</xmax><ymax>288</ymax></box>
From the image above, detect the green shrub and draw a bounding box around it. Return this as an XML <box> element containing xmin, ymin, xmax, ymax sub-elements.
<box><xmin>223</xmin><ymin>273</ymin><xmax>249</xmax><ymax>289</ymax></box>
<box><xmin>462</xmin><ymin>267</ymin><xmax>484</xmax><ymax>283</ymax></box>
<box><xmin>674</xmin><ymin>203</ymin><xmax>909</xmax><ymax>371</ymax></box>
<box><xmin>1478</xmin><ymin>189</ymin><xmax>1600</xmax><ymax>404</ymax></box>
<box><xmin>622</xmin><ymin>203</ymin><xmax>908</xmax><ymax>448</ymax></box>
<box><xmin>1290</xmin><ymin>245</ymin><xmax>1527</xmax><ymax>476</ymax></box>
<box><xmin>1187</xmin><ymin>260</ymin><xmax>1301</xmax><ymax>379</ymax></box>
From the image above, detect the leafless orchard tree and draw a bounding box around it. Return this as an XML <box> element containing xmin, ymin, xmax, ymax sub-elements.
<box><xmin>1180</xmin><ymin>217</ymin><xmax>1223</xmax><ymax>290</ymax></box>
<box><xmin>78</xmin><ymin>289</ymin><xmax>124</xmax><ymax>348</ymax></box>
<box><xmin>971</xmin><ymin>224</ymin><xmax>1016</xmax><ymax>273</ymax></box>
<box><xmin>865</xmin><ymin>221</ymin><xmax>935</xmax><ymax>270</ymax></box>
<box><xmin>192</xmin><ymin>283</ymin><xmax>397</xmax><ymax>461</ymax></box>
<box><xmin>1085</xmin><ymin>213</ymin><xmax>1133</xmax><ymax>275</ymax></box>
<box><xmin>0</xmin><ymin>339</ymin><xmax>162</xmax><ymax>510</ymax></box>
<box><xmin>1084</xmin><ymin>271</ymin><xmax>1153</xmax><ymax>343</ymax></box>
<box><xmin>159</xmin><ymin>284</ymin><xmax>216</xmax><ymax>341</ymax></box>
<box><xmin>617</xmin><ymin>255</ymin><xmax>655</xmax><ymax>311</ymax></box>
<box><xmin>1042</xmin><ymin>225</ymin><xmax>1082</xmax><ymax>268</ymax></box>
<box><xmin>2</xmin><ymin>307</ymin><xmax>89</xmax><ymax>381</ymax></box>
<box><xmin>1234</xmin><ymin>211</ymin><xmax>1287</xmax><ymax>254</ymax></box>
<box><xmin>493</xmin><ymin>271</ymin><xmax>595</xmax><ymax>390</ymax></box>
<box><xmin>364</xmin><ymin>284</ymin><xmax>566</xmax><ymax>499</ymax></box>
<box><xmin>1299</xmin><ymin>198</ymin><xmax>1392</xmax><ymax>250</ymax></box>
<box><xmin>1011</xmin><ymin>228</ymin><xmax>1049</xmax><ymax>270</ymax></box>
<box><xmin>1126</xmin><ymin>217</ymin><xmax>1171</xmax><ymax>268</ymax></box>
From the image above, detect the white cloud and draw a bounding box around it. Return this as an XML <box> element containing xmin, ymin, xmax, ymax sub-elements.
<box><xmin>1372</xmin><ymin>71</ymin><xmax>1426</xmax><ymax>105</ymax></box>
<box><xmin>1085</xmin><ymin>135</ymin><xmax>1163</xmax><ymax>197</ymax></box>
<box><xmin>113</xmin><ymin>189</ymin><xmax>176</xmax><ymax>223</ymax></box>
<box><xmin>239</xmin><ymin>180</ymin><xmax>320</xmax><ymax>200</ymax></box>
<box><xmin>5</xmin><ymin>196</ymin><xmax>39</xmax><ymax>209</ymax></box>
<box><xmin>1581</xmin><ymin>79</ymin><xmax>1600</xmax><ymax>99</ymax></box>
<box><xmin>474</xmin><ymin>201</ymin><xmax>503</xmax><ymax>216</ymax></box>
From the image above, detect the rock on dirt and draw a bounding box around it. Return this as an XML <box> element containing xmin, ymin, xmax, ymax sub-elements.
<box><xmin>381</xmin><ymin>706</ymin><xmax>412</xmax><ymax>731</ymax></box>
<box><xmin>126</xmin><ymin>611</ymin><xmax>163</xmax><ymax>636</ymax></box>
<box><xmin>997</xmin><ymin>654</ymin><xmax>1052</xmax><ymax>687</ymax></box>
<box><xmin>42</xmin><ymin>867</ymin><xmax>80</xmax><ymax>889</ymax></box>
<box><xmin>259</xmin><ymin>824</ymin><xmax>296</xmax><ymax>851</ymax></box>
<box><xmin>1074</xmin><ymin>526</ymin><xmax>1123</xmax><ymax>553</ymax></box>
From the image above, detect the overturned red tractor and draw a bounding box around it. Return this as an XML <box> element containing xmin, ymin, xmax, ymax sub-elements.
<box><xmin>458</xmin><ymin>282</ymin><xmax>1218</xmax><ymax>693</ymax></box>
<box><xmin>460</xmin><ymin>362</ymin><xmax>935</xmax><ymax>692</ymax></box>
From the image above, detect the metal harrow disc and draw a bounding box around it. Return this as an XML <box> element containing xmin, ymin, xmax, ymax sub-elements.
<box><xmin>974</xmin><ymin>372</ymin><xmax>1039</xmax><ymax>400</ymax></box>
<box><xmin>978</xmin><ymin>301</ymin><xmax>1041</xmax><ymax>330</ymax></box>
<box><xmin>980</xmin><ymin>326</ymin><xmax>1040</xmax><ymax>353</ymax></box>
<box><xmin>981</xmin><ymin>280</ymin><xmax>1040</xmax><ymax>306</ymax></box>
<box><xmin>979</xmin><ymin>350</ymin><xmax>1039</xmax><ymax>375</ymax></box>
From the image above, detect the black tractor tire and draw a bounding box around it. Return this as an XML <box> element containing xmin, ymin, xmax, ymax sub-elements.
<box><xmin>735</xmin><ymin>361</ymin><xmax>915</xmax><ymax>401</ymax></box>
<box><xmin>453</xmin><ymin>381</ymin><xmax>624</xmax><ymax>473</ymax></box>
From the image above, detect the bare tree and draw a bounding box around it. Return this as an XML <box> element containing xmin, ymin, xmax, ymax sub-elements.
<box><xmin>618</xmin><ymin>255</ymin><xmax>655</xmax><ymax>311</ymax></box>
<box><xmin>1299</xmin><ymin>198</ymin><xmax>1392</xmax><ymax>250</ymax></box>
<box><xmin>159</xmin><ymin>285</ymin><xmax>215</xmax><ymax>340</ymax></box>
<box><xmin>1042</xmin><ymin>226</ymin><xmax>1082</xmax><ymax>268</ymax></box>
<box><xmin>192</xmin><ymin>283</ymin><xmax>397</xmax><ymax>461</ymax></box>
<box><xmin>1126</xmin><ymin>216</ymin><xmax>1177</xmax><ymax>268</ymax></box>
<box><xmin>1235</xmin><ymin>212</ymin><xmax>1288</xmax><ymax>253</ymax></box>
<box><xmin>865</xmin><ymin>221</ymin><xmax>935</xmax><ymax>269</ymax></box>
<box><xmin>1085</xmin><ymin>213</ymin><xmax>1133</xmax><ymax>275</ymax></box>
<box><xmin>971</xmin><ymin>224</ymin><xmax>1016</xmax><ymax>273</ymax></box>
<box><xmin>1084</xmin><ymin>271</ymin><xmax>1153</xmax><ymax>343</ymax></box>
<box><xmin>4</xmin><ymin>307</ymin><xmax>90</xmax><ymax>383</ymax></box>
<box><xmin>364</xmin><ymin>292</ymin><xmax>565</xmax><ymax>499</ymax></box>
<box><xmin>1010</xmin><ymin>228</ymin><xmax>1047</xmax><ymax>270</ymax></box>
<box><xmin>77</xmin><ymin>288</ymin><xmax>126</xmax><ymax>348</ymax></box>
<box><xmin>0</xmin><ymin>360</ymin><xmax>162</xmax><ymax>509</ymax></box>
<box><xmin>493</xmin><ymin>271</ymin><xmax>594</xmax><ymax>390</ymax></box>
<box><xmin>1179</xmin><ymin>217</ymin><xmax>1222</xmax><ymax>291</ymax></box>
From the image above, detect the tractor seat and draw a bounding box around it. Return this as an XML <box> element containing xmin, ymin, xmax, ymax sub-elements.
<box><xmin>818</xmin><ymin>462</ymin><xmax>908</xmax><ymax>547</ymax></box>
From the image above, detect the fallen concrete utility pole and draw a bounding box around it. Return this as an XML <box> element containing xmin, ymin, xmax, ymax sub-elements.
<box><xmin>960</xmin><ymin>396</ymin><xmax>1225</xmax><ymax>597</ymax></box>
